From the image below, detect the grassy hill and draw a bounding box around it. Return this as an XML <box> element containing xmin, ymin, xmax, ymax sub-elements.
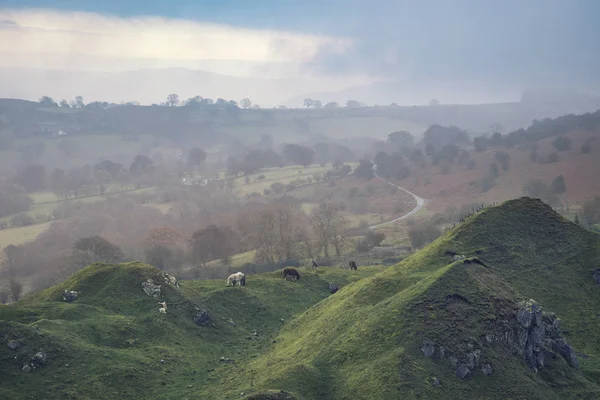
<box><xmin>2</xmin><ymin>197</ymin><xmax>600</xmax><ymax>399</ymax></box>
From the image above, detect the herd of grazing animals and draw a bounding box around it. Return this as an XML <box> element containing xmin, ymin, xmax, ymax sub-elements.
<box><xmin>225</xmin><ymin>260</ymin><xmax>359</xmax><ymax>288</ymax></box>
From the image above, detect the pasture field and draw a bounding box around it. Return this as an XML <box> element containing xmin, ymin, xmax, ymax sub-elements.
<box><xmin>0</xmin><ymin>222</ymin><xmax>53</xmax><ymax>250</ymax></box>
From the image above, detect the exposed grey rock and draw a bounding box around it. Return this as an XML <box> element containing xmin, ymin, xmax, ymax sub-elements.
<box><xmin>63</xmin><ymin>290</ymin><xmax>78</xmax><ymax>303</ymax></box>
<box><xmin>22</xmin><ymin>364</ymin><xmax>32</xmax><ymax>372</ymax></box>
<box><xmin>328</xmin><ymin>283</ymin><xmax>339</xmax><ymax>294</ymax></box>
<box><xmin>515</xmin><ymin>299</ymin><xmax>578</xmax><ymax>371</ymax></box>
<box><xmin>421</xmin><ymin>342</ymin><xmax>435</xmax><ymax>357</ymax></box>
<box><xmin>7</xmin><ymin>340</ymin><xmax>20</xmax><ymax>350</ymax></box>
<box><xmin>466</xmin><ymin>349</ymin><xmax>481</xmax><ymax>369</ymax></box>
<box><xmin>593</xmin><ymin>269</ymin><xmax>600</xmax><ymax>285</ymax></box>
<box><xmin>449</xmin><ymin>357</ymin><xmax>458</xmax><ymax>368</ymax></box>
<box><xmin>163</xmin><ymin>273</ymin><xmax>180</xmax><ymax>288</ymax></box>
<box><xmin>452</xmin><ymin>255</ymin><xmax>466</xmax><ymax>261</ymax></box>
<box><xmin>455</xmin><ymin>364</ymin><xmax>471</xmax><ymax>379</ymax></box>
<box><xmin>438</xmin><ymin>346</ymin><xmax>445</xmax><ymax>358</ymax></box>
<box><xmin>219</xmin><ymin>357</ymin><xmax>235</xmax><ymax>364</ymax></box>
<box><xmin>228</xmin><ymin>318</ymin><xmax>236</xmax><ymax>327</ymax></box>
<box><xmin>481</xmin><ymin>363</ymin><xmax>493</xmax><ymax>376</ymax></box>
<box><xmin>430</xmin><ymin>377</ymin><xmax>440</xmax><ymax>387</ymax></box>
<box><xmin>193</xmin><ymin>310</ymin><xmax>212</xmax><ymax>327</ymax></box>
<box><xmin>31</xmin><ymin>351</ymin><xmax>46</xmax><ymax>365</ymax></box>
<box><xmin>551</xmin><ymin>338</ymin><xmax>579</xmax><ymax>369</ymax></box>
<box><xmin>142</xmin><ymin>279</ymin><xmax>161</xmax><ymax>297</ymax></box>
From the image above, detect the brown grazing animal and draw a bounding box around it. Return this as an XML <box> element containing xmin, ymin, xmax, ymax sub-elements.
<box><xmin>283</xmin><ymin>268</ymin><xmax>300</xmax><ymax>281</ymax></box>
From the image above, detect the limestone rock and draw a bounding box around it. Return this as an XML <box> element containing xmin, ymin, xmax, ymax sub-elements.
<box><xmin>430</xmin><ymin>377</ymin><xmax>440</xmax><ymax>387</ymax></box>
<box><xmin>328</xmin><ymin>283</ymin><xmax>339</xmax><ymax>294</ymax></box>
<box><xmin>481</xmin><ymin>363</ymin><xmax>493</xmax><ymax>376</ymax></box>
<box><xmin>193</xmin><ymin>310</ymin><xmax>212</xmax><ymax>327</ymax></box>
<box><xmin>31</xmin><ymin>351</ymin><xmax>47</xmax><ymax>366</ymax></box>
<box><xmin>7</xmin><ymin>340</ymin><xmax>20</xmax><ymax>350</ymax></box>
<box><xmin>455</xmin><ymin>364</ymin><xmax>471</xmax><ymax>379</ymax></box>
<box><xmin>593</xmin><ymin>269</ymin><xmax>600</xmax><ymax>285</ymax></box>
<box><xmin>421</xmin><ymin>342</ymin><xmax>435</xmax><ymax>357</ymax></box>
<box><xmin>142</xmin><ymin>279</ymin><xmax>161</xmax><ymax>297</ymax></box>
<box><xmin>22</xmin><ymin>364</ymin><xmax>32</xmax><ymax>372</ymax></box>
<box><xmin>63</xmin><ymin>290</ymin><xmax>78</xmax><ymax>303</ymax></box>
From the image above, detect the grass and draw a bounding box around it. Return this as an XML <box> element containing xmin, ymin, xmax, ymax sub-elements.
<box><xmin>0</xmin><ymin>262</ymin><xmax>385</xmax><ymax>400</ymax></box>
<box><xmin>0</xmin><ymin>222</ymin><xmax>53</xmax><ymax>249</ymax></box>
<box><xmin>2</xmin><ymin>198</ymin><xmax>600</xmax><ymax>399</ymax></box>
<box><xmin>233</xmin><ymin>164</ymin><xmax>342</xmax><ymax>196</ymax></box>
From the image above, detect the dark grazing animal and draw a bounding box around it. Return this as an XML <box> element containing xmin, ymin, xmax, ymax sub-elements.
<box><xmin>348</xmin><ymin>260</ymin><xmax>357</xmax><ymax>271</ymax></box>
<box><xmin>283</xmin><ymin>268</ymin><xmax>301</xmax><ymax>281</ymax></box>
<box><xmin>311</xmin><ymin>259</ymin><xmax>319</xmax><ymax>270</ymax></box>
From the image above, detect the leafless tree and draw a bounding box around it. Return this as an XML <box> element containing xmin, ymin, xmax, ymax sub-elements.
<box><xmin>311</xmin><ymin>202</ymin><xmax>349</xmax><ymax>257</ymax></box>
<box><xmin>9</xmin><ymin>277</ymin><xmax>23</xmax><ymax>302</ymax></box>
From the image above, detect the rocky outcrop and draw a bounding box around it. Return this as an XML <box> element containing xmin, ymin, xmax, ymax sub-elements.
<box><xmin>63</xmin><ymin>290</ymin><xmax>78</xmax><ymax>303</ymax></box>
<box><xmin>7</xmin><ymin>340</ymin><xmax>21</xmax><ymax>350</ymax></box>
<box><xmin>328</xmin><ymin>283</ymin><xmax>339</xmax><ymax>294</ymax></box>
<box><xmin>421</xmin><ymin>299</ymin><xmax>577</xmax><ymax>381</ymax></box>
<box><xmin>481</xmin><ymin>363</ymin><xmax>493</xmax><ymax>376</ymax></box>
<box><xmin>515</xmin><ymin>299</ymin><xmax>578</xmax><ymax>371</ymax></box>
<box><xmin>163</xmin><ymin>273</ymin><xmax>180</xmax><ymax>288</ymax></box>
<box><xmin>593</xmin><ymin>269</ymin><xmax>600</xmax><ymax>285</ymax></box>
<box><xmin>193</xmin><ymin>309</ymin><xmax>212</xmax><ymax>327</ymax></box>
<box><xmin>142</xmin><ymin>279</ymin><xmax>161</xmax><ymax>297</ymax></box>
<box><xmin>22</xmin><ymin>351</ymin><xmax>47</xmax><ymax>372</ymax></box>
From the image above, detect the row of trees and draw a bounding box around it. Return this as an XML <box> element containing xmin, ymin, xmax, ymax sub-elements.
<box><xmin>303</xmin><ymin>99</ymin><xmax>363</xmax><ymax>109</ymax></box>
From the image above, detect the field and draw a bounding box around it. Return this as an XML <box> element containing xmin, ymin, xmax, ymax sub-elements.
<box><xmin>2</xmin><ymin>198</ymin><xmax>599</xmax><ymax>399</ymax></box>
<box><xmin>0</xmin><ymin>222</ymin><xmax>53</xmax><ymax>249</ymax></box>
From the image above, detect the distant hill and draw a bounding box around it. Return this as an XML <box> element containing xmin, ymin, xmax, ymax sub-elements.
<box><xmin>397</xmin><ymin>110</ymin><xmax>600</xmax><ymax>210</ymax></box>
<box><xmin>1</xmin><ymin>197</ymin><xmax>599</xmax><ymax>399</ymax></box>
<box><xmin>0</xmin><ymin>66</ymin><xmax>359</xmax><ymax>108</ymax></box>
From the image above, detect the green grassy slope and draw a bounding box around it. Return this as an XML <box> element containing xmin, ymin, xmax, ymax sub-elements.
<box><xmin>0</xmin><ymin>262</ymin><xmax>384</xmax><ymax>399</ymax></box>
<box><xmin>2</xmin><ymin>197</ymin><xmax>599</xmax><ymax>400</ymax></box>
<box><xmin>237</xmin><ymin>197</ymin><xmax>600</xmax><ymax>399</ymax></box>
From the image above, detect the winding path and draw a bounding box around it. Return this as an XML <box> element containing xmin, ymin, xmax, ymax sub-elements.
<box><xmin>369</xmin><ymin>164</ymin><xmax>426</xmax><ymax>229</ymax></box>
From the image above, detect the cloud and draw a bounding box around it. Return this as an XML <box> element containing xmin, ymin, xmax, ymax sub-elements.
<box><xmin>0</xmin><ymin>8</ymin><xmax>353</xmax><ymax>76</ymax></box>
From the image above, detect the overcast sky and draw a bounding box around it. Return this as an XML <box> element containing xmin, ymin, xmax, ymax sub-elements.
<box><xmin>0</xmin><ymin>0</ymin><xmax>598</xmax><ymax>105</ymax></box>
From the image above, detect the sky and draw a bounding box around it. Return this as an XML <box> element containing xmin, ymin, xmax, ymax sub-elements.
<box><xmin>0</xmin><ymin>0</ymin><xmax>599</xmax><ymax>105</ymax></box>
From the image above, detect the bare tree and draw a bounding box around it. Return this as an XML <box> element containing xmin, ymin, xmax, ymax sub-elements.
<box><xmin>311</xmin><ymin>202</ymin><xmax>349</xmax><ymax>257</ymax></box>
<box><xmin>166</xmin><ymin>93</ymin><xmax>180</xmax><ymax>107</ymax></box>
<box><xmin>0</xmin><ymin>287</ymin><xmax>9</xmax><ymax>304</ymax></box>
<box><xmin>250</xmin><ymin>204</ymin><xmax>304</xmax><ymax>263</ymax></box>
<box><xmin>9</xmin><ymin>277</ymin><xmax>23</xmax><ymax>302</ymax></box>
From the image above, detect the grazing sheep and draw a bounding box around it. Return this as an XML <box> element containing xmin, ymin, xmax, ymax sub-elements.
<box><xmin>226</xmin><ymin>272</ymin><xmax>246</xmax><ymax>287</ymax></box>
<box><xmin>283</xmin><ymin>268</ymin><xmax>300</xmax><ymax>281</ymax></box>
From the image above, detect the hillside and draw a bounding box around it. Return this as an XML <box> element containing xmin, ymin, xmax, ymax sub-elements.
<box><xmin>398</xmin><ymin>128</ymin><xmax>600</xmax><ymax>212</ymax></box>
<box><xmin>237</xmin><ymin>197</ymin><xmax>600</xmax><ymax>399</ymax></box>
<box><xmin>2</xmin><ymin>197</ymin><xmax>600</xmax><ymax>399</ymax></box>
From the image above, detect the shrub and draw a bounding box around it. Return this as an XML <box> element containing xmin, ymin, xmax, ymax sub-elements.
<box><xmin>552</xmin><ymin>136</ymin><xmax>571</xmax><ymax>151</ymax></box>
<box><xmin>10</xmin><ymin>213</ymin><xmax>36</xmax><ymax>227</ymax></box>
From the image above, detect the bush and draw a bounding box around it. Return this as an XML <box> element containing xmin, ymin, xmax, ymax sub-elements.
<box><xmin>270</xmin><ymin>182</ymin><xmax>284</xmax><ymax>193</ymax></box>
<box><xmin>407</xmin><ymin>222</ymin><xmax>441</xmax><ymax>249</ymax></box>
<box><xmin>550</xmin><ymin>175</ymin><xmax>566</xmax><ymax>194</ymax></box>
<box><xmin>552</xmin><ymin>136</ymin><xmax>571</xmax><ymax>151</ymax></box>
<box><xmin>10</xmin><ymin>213</ymin><xmax>36</xmax><ymax>227</ymax></box>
